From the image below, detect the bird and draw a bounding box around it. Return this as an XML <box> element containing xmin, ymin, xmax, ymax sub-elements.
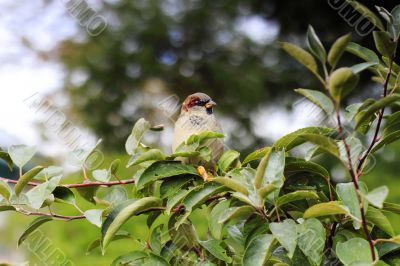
<box><xmin>172</xmin><ymin>93</ymin><xmax>224</xmax><ymax>180</ymax></box>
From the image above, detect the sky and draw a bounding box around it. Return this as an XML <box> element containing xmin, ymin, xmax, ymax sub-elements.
<box><xmin>0</xmin><ymin>0</ymin><xmax>319</xmax><ymax>161</ymax></box>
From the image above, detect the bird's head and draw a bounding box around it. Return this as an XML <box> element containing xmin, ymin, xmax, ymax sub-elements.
<box><xmin>181</xmin><ymin>92</ymin><xmax>217</xmax><ymax>115</ymax></box>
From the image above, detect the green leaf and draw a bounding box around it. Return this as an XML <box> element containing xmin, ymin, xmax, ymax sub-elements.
<box><xmin>346</xmin><ymin>42</ymin><xmax>380</xmax><ymax>64</ymax></box>
<box><xmin>8</xmin><ymin>144</ymin><xmax>37</xmax><ymax>168</ymax></box>
<box><xmin>0</xmin><ymin>205</ymin><xmax>16</xmax><ymax>212</ymax></box>
<box><xmin>355</xmin><ymin>95</ymin><xmax>400</xmax><ymax>129</ymax></box>
<box><xmin>92</xmin><ymin>169</ymin><xmax>111</xmax><ymax>182</ymax></box>
<box><xmin>273</xmin><ymin>127</ymin><xmax>335</xmax><ymax>151</ymax></box>
<box><xmin>243</xmin><ymin>147</ymin><xmax>271</xmax><ymax>165</ymax></box>
<box><xmin>210</xmin><ymin>199</ymin><xmax>230</xmax><ymax>239</ymax></box>
<box><xmin>176</xmin><ymin>183</ymin><xmax>226</xmax><ymax>227</ymax></box>
<box><xmin>127</xmin><ymin>149</ymin><xmax>166</xmax><ymax>167</ymax></box>
<box><xmin>372</xmin><ymin>130</ymin><xmax>400</xmax><ymax>153</ymax></box>
<box><xmin>34</xmin><ymin>166</ymin><xmax>63</xmax><ymax>181</ymax></box>
<box><xmin>295</xmin><ymin>88</ymin><xmax>334</xmax><ymax>115</ymax></box>
<box><xmin>351</xmin><ymin>62</ymin><xmax>378</xmax><ymax>74</ymax></box>
<box><xmin>0</xmin><ymin>151</ymin><xmax>13</xmax><ymax>171</ymax></box>
<box><xmin>109</xmin><ymin>159</ymin><xmax>120</xmax><ymax>176</ymax></box>
<box><xmin>307</xmin><ymin>25</ymin><xmax>326</xmax><ymax>63</ymax></box>
<box><xmin>14</xmin><ymin>166</ymin><xmax>45</xmax><ymax>196</ymax></box>
<box><xmin>26</xmin><ymin>175</ymin><xmax>61</xmax><ymax>209</ymax></box>
<box><xmin>256</xmin><ymin>149</ymin><xmax>285</xmax><ymax>189</ymax></box>
<box><xmin>86</xmin><ymin>230</ymin><xmax>131</xmax><ymax>255</ymax></box>
<box><xmin>53</xmin><ymin>187</ymin><xmax>75</xmax><ymax>205</ymax></box>
<box><xmin>218</xmin><ymin>206</ymin><xmax>255</xmax><ymax>224</ymax></box>
<box><xmin>84</xmin><ymin>209</ymin><xmax>103</xmax><ymax>227</ymax></box>
<box><xmin>301</xmin><ymin>134</ymin><xmax>340</xmax><ymax>157</ymax></box>
<box><xmin>337</xmin><ymin>182</ymin><xmax>367</xmax><ymax>230</ymax></box>
<box><xmin>365</xmin><ymin>186</ymin><xmax>388</xmax><ymax>209</ymax></box>
<box><xmin>366</xmin><ymin>206</ymin><xmax>394</xmax><ymax>236</ymax></box>
<box><xmin>101</xmin><ymin>197</ymin><xmax>161</xmax><ymax>251</ymax></box>
<box><xmin>336</xmin><ymin>238</ymin><xmax>378</xmax><ymax>266</ymax></box>
<box><xmin>67</xmin><ymin>139</ymin><xmax>102</xmax><ymax>167</ymax></box>
<box><xmin>213</xmin><ymin>177</ymin><xmax>249</xmax><ymax>195</ymax></box>
<box><xmin>297</xmin><ymin>218</ymin><xmax>325</xmax><ymax>266</ymax></box>
<box><xmin>281</xmin><ymin>42</ymin><xmax>320</xmax><ymax>78</ymax></box>
<box><xmin>328</xmin><ymin>33</ymin><xmax>352</xmax><ymax>68</ymax></box>
<box><xmin>242</xmin><ymin>234</ymin><xmax>277</xmax><ymax>266</ymax></box>
<box><xmin>76</xmin><ymin>186</ymin><xmax>98</xmax><ymax>204</ymax></box>
<box><xmin>347</xmin><ymin>1</ymin><xmax>385</xmax><ymax>31</ymax></box>
<box><xmin>166</xmin><ymin>188</ymin><xmax>193</xmax><ymax>215</ymax></box>
<box><xmin>160</xmin><ymin>176</ymin><xmax>192</xmax><ymax>199</ymax></box>
<box><xmin>392</xmin><ymin>5</ymin><xmax>400</xmax><ymax>40</ymax></box>
<box><xmin>270</xmin><ymin>219</ymin><xmax>297</xmax><ymax>258</ymax></box>
<box><xmin>149</xmin><ymin>225</ymin><xmax>162</xmax><ymax>255</ymax></box>
<box><xmin>383</xmin><ymin>202</ymin><xmax>400</xmax><ymax>214</ymax></box>
<box><xmin>276</xmin><ymin>190</ymin><xmax>319</xmax><ymax>207</ymax></box>
<box><xmin>373</xmin><ymin>31</ymin><xmax>397</xmax><ymax>57</ymax></box>
<box><xmin>329</xmin><ymin>67</ymin><xmax>359</xmax><ymax>102</ymax></box>
<box><xmin>110</xmin><ymin>251</ymin><xmax>150</xmax><ymax>266</ymax></box>
<box><xmin>186</xmin><ymin>131</ymin><xmax>224</xmax><ymax>145</ymax></box>
<box><xmin>217</xmin><ymin>150</ymin><xmax>240</xmax><ymax>173</ymax></box>
<box><xmin>254</xmin><ymin>148</ymin><xmax>272</xmax><ymax>189</ymax></box>
<box><xmin>125</xmin><ymin>118</ymin><xmax>151</xmax><ymax>155</ymax></box>
<box><xmin>0</xmin><ymin>180</ymin><xmax>11</xmax><ymax>201</ymax></box>
<box><xmin>18</xmin><ymin>216</ymin><xmax>53</xmax><ymax>246</ymax></box>
<box><xmin>285</xmin><ymin>157</ymin><xmax>330</xmax><ymax>179</ymax></box>
<box><xmin>304</xmin><ymin>201</ymin><xmax>350</xmax><ymax>218</ymax></box>
<box><xmin>199</xmin><ymin>239</ymin><xmax>232</xmax><ymax>263</ymax></box>
<box><xmin>136</xmin><ymin>161</ymin><xmax>199</xmax><ymax>189</ymax></box>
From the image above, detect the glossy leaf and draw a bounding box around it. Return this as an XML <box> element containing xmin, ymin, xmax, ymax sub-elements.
<box><xmin>86</xmin><ymin>230</ymin><xmax>131</xmax><ymax>255</ymax></box>
<box><xmin>127</xmin><ymin>149</ymin><xmax>166</xmax><ymax>167</ymax></box>
<box><xmin>328</xmin><ymin>33</ymin><xmax>351</xmax><ymax>68</ymax></box>
<box><xmin>101</xmin><ymin>197</ymin><xmax>161</xmax><ymax>251</ymax></box>
<box><xmin>355</xmin><ymin>95</ymin><xmax>400</xmax><ymax>129</ymax></box>
<box><xmin>351</xmin><ymin>62</ymin><xmax>378</xmax><ymax>74</ymax></box>
<box><xmin>218</xmin><ymin>206</ymin><xmax>255</xmax><ymax>224</ymax></box>
<box><xmin>297</xmin><ymin>218</ymin><xmax>325</xmax><ymax>266</ymax></box>
<box><xmin>213</xmin><ymin>177</ymin><xmax>249</xmax><ymax>195</ymax></box>
<box><xmin>273</xmin><ymin>127</ymin><xmax>335</xmax><ymax>151</ymax></box>
<box><xmin>346</xmin><ymin>42</ymin><xmax>380</xmax><ymax>64</ymax></box>
<box><xmin>53</xmin><ymin>187</ymin><xmax>75</xmax><ymax>205</ymax></box>
<box><xmin>337</xmin><ymin>182</ymin><xmax>368</xmax><ymax>229</ymax></box>
<box><xmin>92</xmin><ymin>169</ymin><xmax>111</xmax><ymax>182</ymax></box>
<box><xmin>84</xmin><ymin>209</ymin><xmax>103</xmax><ymax>227</ymax></box>
<box><xmin>26</xmin><ymin>175</ymin><xmax>61</xmax><ymax>209</ymax></box>
<box><xmin>242</xmin><ymin>234</ymin><xmax>277</xmax><ymax>266</ymax></box>
<box><xmin>8</xmin><ymin>144</ymin><xmax>37</xmax><ymax>168</ymax></box>
<box><xmin>276</xmin><ymin>190</ymin><xmax>319</xmax><ymax>207</ymax></box>
<box><xmin>373</xmin><ymin>31</ymin><xmax>396</xmax><ymax>57</ymax></box>
<box><xmin>0</xmin><ymin>151</ymin><xmax>13</xmax><ymax>171</ymax></box>
<box><xmin>295</xmin><ymin>88</ymin><xmax>334</xmax><ymax>115</ymax></box>
<box><xmin>281</xmin><ymin>42</ymin><xmax>320</xmax><ymax>78</ymax></box>
<box><xmin>125</xmin><ymin>118</ymin><xmax>151</xmax><ymax>155</ymax></box>
<box><xmin>76</xmin><ymin>186</ymin><xmax>99</xmax><ymax>204</ymax></box>
<box><xmin>306</xmin><ymin>25</ymin><xmax>326</xmax><ymax>63</ymax></box>
<box><xmin>270</xmin><ymin>219</ymin><xmax>297</xmax><ymax>258</ymax></box>
<box><xmin>329</xmin><ymin>67</ymin><xmax>359</xmax><ymax>102</ymax></box>
<box><xmin>365</xmin><ymin>186</ymin><xmax>388</xmax><ymax>209</ymax></box>
<box><xmin>136</xmin><ymin>161</ymin><xmax>199</xmax><ymax>189</ymax></box>
<box><xmin>210</xmin><ymin>199</ymin><xmax>230</xmax><ymax>239</ymax></box>
<box><xmin>0</xmin><ymin>179</ymin><xmax>11</xmax><ymax>201</ymax></box>
<box><xmin>217</xmin><ymin>150</ymin><xmax>240</xmax><ymax>173</ymax></box>
<box><xmin>254</xmin><ymin>148</ymin><xmax>272</xmax><ymax>189</ymax></box>
<box><xmin>366</xmin><ymin>206</ymin><xmax>394</xmax><ymax>236</ymax></box>
<box><xmin>303</xmin><ymin>201</ymin><xmax>350</xmax><ymax>218</ymax></box>
<box><xmin>199</xmin><ymin>239</ymin><xmax>232</xmax><ymax>263</ymax></box>
<box><xmin>243</xmin><ymin>147</ymin><xmax>271</xmax><ymax>165</ymax></box>
<box><xmin>372</xmin><ymin>130</ymin><xmax>400</xmax><ymax>153</ymax></box>
<box><xmin>347</xmin><ymin>1</ymin><xmax>385</xmax><ymax>31</ymax></box>
<box><xmin>18</xmin><ymin>216</ymin><xmax>53</xmax><ymax>246</ymax></box>
<box><xmin>301</xmin><ymin>133</ymin><xmax>340</xmax><ymax>158</ymax></box>
<box><xmin>14</xmin><ymin>166</ymin><xmax>45</xmax><ymax>196</ymax></box>
<box><xmin>284</xmin><ymin>157</ymin><xmax>330</xmax><ymax>179</ymax></box>
<box><xmin>160</xmin><ymin>176</ymin><xmax>192</xmax><ymax>199</ymax></box>
<box><xmin>336</xmin><ymin>238</ymin><xmax>378</xmax><ymax>266</ymax></box>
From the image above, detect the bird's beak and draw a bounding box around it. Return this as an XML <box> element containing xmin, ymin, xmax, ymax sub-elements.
<box><xmin>205</xmin><ymin>101</ymin><xmax>217</xmax><ymax>109</ymax></box>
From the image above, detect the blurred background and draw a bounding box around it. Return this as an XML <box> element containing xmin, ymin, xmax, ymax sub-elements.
<box><xmin>1</xmin><ymin>0</ymin><xmax>400</xmax><ymax>265</ymax></box>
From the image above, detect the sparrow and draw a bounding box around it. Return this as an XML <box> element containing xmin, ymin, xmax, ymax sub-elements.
<box><xmin>172</xmin><ymin>93</ymin><xmax>224</xmax><ymax>179</ymax></box>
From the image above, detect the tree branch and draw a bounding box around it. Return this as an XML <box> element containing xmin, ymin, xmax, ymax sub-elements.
<box><xmin>0</xmin><ymin>177</ymin><xmax>136</xmax><ymax>188</ymax></box>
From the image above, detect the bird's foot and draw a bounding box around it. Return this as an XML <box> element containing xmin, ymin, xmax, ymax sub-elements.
<box><xmin>197</xmin><ymin>166</ymin><xmax>214</xmax><ymax>182</ymax></box>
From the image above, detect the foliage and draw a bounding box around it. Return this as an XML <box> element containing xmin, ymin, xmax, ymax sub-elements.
<box><xmin>2</xmin><ymin>2</ymin><xmax>400</xmax><ymax>265</ymax></box>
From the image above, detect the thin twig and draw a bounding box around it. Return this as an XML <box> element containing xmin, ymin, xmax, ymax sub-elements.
<box><xmin>17</xmin><ymin>209</ymin><xmax>85</xmax><ymax>221</ymax></box>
